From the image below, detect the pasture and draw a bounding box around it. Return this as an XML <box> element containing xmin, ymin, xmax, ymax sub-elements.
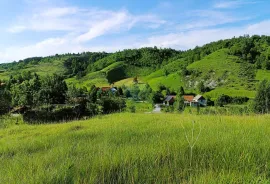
<box><xmin>1</xmin><ymin>113</ymin><xmax>270</xmax><ymax>183</ymax></box>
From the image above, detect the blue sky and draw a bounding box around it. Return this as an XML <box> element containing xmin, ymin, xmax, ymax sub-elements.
<box><xmin>0</xmin><ymin>0</ymin><xmax>269</xmax><ymax>62</ymax></box>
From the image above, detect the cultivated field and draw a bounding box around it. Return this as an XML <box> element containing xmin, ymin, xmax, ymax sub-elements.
<box><xmin>1</xmin><ymin>113</ymin><xmax>270</xmax><ymax>183</ymax></box>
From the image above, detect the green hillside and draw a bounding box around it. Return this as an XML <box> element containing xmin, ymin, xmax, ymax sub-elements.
<box><xmin>186</xmin><ymin>49</ymin><xmax>256</xmax><ymax>98</ymax></box>
<box><xmin>0</xmin><ymin>59</ymin><xmax>65</xmax><ymax>80</ymax></box>
<box><xmin>1</xmin><ymin>35</ymin><xmax>270</xmax><ymax>99</ymax></box>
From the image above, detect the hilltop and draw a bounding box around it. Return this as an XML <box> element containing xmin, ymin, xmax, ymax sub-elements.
<box><xmin>1</xmin><ymin>35</ymin><xmax>270</xmax><ymax>99</ymax></box>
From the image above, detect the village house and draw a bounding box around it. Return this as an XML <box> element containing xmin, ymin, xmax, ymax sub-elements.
<box><xmin>99</xmin><ymin>87</ymin><xmax>118</xmax><ymax>93</ymax></box>
<box><xmin>163</xmin><ymin>95</ymin><xmax>176</xmax><ymax>106</ymax></box>
<box><xmin>192</xmin><ymin>95</ymin><xmax>207</xmax><ymax>107</ymax></box>
<box><xmin>164</xmin><ymin>94</ymin><xmax>207</xmax><ymax>107</ymax></box>
<box><xmin>183</xmin><ymin>95</ymin><xmax>195</xmax><ymax>106</ymax></box>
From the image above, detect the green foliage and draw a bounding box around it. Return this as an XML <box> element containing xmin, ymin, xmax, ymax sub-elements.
<box><xmin>130</xmin><ymin>84</ymin><xmax>140</xmax><ymax>101</ymax></box>
<box><xmin>128</xmin><ymin>104</ymin><xmax>136</xmax><ymax>113</ymax></box>
<box><xmin>174</xmin><ymin>95</ymin><xmax>185</xmax><ymax>112</ymax></box>
<box><xmin>23</xmin><ymin>105</ymin><xmax>85</xmax><ymax>123</ymax></box>
<box><xmin>64</xmin><ymin>52</ymin><xmax>109</xmax><ymax>77</ymax></box>
<box><xmin>87</xmin><ymin>85</ymin><xmax>98</xmax><ymax>103</ymax></box>
<box><xmin>86</xmin><ymin>103</ymin><xmax>100</xmax><ymax>116</ymax></box>
<box><xmin>38</xmin><ymin>74</ymin><xmax>68</xmax><ymax>105</ymax></box>
<box><xmin>179</xmin><ymin>86</ymin><xmax>185</xmax><ymax>96</ymax></box>
<box><xmin>215</xmin><ymin>94</ymin><xmax>230</xmax><ymax>107</ymax></box>
<box><xmin>138</xmin><ymin>83</ymin><xmax>152</xmax><ymax>101</ymax></box>
<box><xmin>0</xmin><ymin>89</ymin><xmax>11</xmax><ymax>114</ymax></box>
<box><xmin>197</xmin><ymin>81</ymin><xmax>206</xmax><ymax>93</ymax></box>
<box><xmin>99</xmin><ymin>97</ymin><xmax>126</xmax><ymax>114</ymax></box>
<box><xmin>2</xmin><ymin>35</ymin><xmax>270</xmax><ymax>102</ymax></box>
<box><xmin>215</xmin><ymin>94</ymin><xmax>249</xmax><ymax>107</ymax></box>
<box><xmin>253</xmin><ymin>80</ymin><xmax>270</xmax><ymax>113</ymax></box>
<box><xmin>151</xmin><ymin>91</ymin><xmax>164</xmax><ymax>104</ymax></box>
<box><xmin>239</xmin><ymin>62</ymin><xmax>256</xmax><ymax>80</ymax></box>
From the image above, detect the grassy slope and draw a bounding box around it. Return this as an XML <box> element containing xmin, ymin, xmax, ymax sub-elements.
<box><xmin>1</xmin><ymin>113</ymin><xmax>270</xmax><ymax>183</ymax></box>
<box><xmin>256</xmin><ymin>69</ymin><xmax>270</xmax><ymax>81</ymax></box>
<box><xmin>0</xmin><ymin>60</ymin><xmax>65</xmax><ymax>80</ymax></box>
<box><xmin>1</xmin><ymin>48</ymin><xmax>268</xmax><ymax>98</ymax></box>
<box><xmin>187</xmin><ymin>49</ymin><xmax>257</xmax><ymax>98</ymax></box>
<box><xmin>66</xmin><ymin>62</ymin><xmax>126</xmax><ymax>88</ymax></box>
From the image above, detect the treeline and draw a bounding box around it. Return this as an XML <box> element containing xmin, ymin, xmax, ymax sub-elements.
<box><xmin>63</xmin><ymin>52</ymin><xmax>109</xmax><ymax>78</ymax></box>
<box><xmin>2</xmin><ymin>35</ymin><xmax>270</xmax><ymax>80</ymax></box>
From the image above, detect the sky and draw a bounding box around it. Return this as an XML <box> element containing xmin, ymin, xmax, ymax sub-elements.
<box><xmin>0</xmin><ymin>0</ymin><xmax>269</xmax><ymax>63</ymax></box>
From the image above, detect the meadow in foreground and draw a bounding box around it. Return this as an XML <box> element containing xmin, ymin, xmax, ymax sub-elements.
<box><xmin>1</xmin><ymin>113</ymin><xmax>270</xmax><ymax>183</ymax></box>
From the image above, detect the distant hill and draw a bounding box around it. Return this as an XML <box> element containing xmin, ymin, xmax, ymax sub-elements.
<box><xmin>1</xmin><ymin>35</ymin><xmax>270</xmax><ymax>99</ymax></box>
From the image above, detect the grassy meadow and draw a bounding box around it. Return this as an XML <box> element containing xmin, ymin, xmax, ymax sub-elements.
<box><xmin>1</xmin><ymin>113</ymin><xmax>270</xmax><ymax>183</ymax></box>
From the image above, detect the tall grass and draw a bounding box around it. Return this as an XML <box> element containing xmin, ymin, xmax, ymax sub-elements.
<box><xmin>1</xmin><ymin>113</ymin><xmax>270</xmax><ymax>183</ymax></box>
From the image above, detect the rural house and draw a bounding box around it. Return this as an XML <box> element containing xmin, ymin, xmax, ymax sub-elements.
<box><xmin>183</xmin><ymin>95</ymin><xmax>195</xmax><ymax>106</ymax></box>
<box><xmin>100</xmin><ymin>87</ymin><xmax>111</xmax><ymax>92</ymax></box>
<box><xmin>183</xmin><ymin>95</ymin><xmax>207</xmax><ymax>107</ymax></box>
<box><xmin>164</xmin><ymin>95</ymin><xmax>176</xmax><ymax>106</ymax></box>
<box><xmin>192</xmin><ymin>95</ymin><xmax>207</xmax><ymax>107</ymax></box>
<box><xmin>99</xmin><ymin>87</ymin><xmax>118</xmax><ymax>93</ymax></box>
<box><xmin>164</xmin><ymin>94</ymin><xmax>207</xmax><ymax>107</ymax></box>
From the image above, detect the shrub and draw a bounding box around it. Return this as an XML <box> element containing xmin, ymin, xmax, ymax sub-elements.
<box><xmin>128</xmin><ymin>105</ymin><xmax>136</xmax><ymax>113</ymax></box>
<box><xmin>216</xmin><ymin>94</ymin><xmax>249</xmax><ymax>107</ymax></box>
<box><xmin>23</xmin><ymin>105</ymin><xmax>84</xmax><ymax>123</ymax></box>
<box><xmin>99</xmin><ymin>97</ymin><xmax>126</xmax><ymax>114</ymax></box>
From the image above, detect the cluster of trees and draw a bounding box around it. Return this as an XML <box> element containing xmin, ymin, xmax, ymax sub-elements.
<box><xmin>63</xmin><ymin>52</ymin><xmax>109</xmax><ymax>78</ymax></box>
<box><xmin>121</xmin><ymin>83</ymin><xmax>153</xmax><ymax>102</ymax></box>
<box><xmin>215</xmin><ymin>79</ymin><xmax>270</xmax><ymax>115</ymax></box>
<box><xmin>88</xmin><ymin>47</ymin><xmax>180</xmax><ymax>73</ymax></box>
<box><xmin>253</xmin><ymin>80</ymin><xmax>270</xmax><ymax>113</ymax></box>
<box><xmin>0</xmin><ymin>72</ymin><xmax>126</xmax><ymax>122</ymax></box>
<box><xmin>215</xmin><ymin>95</ymin><xmax>249</xmax><ymax>107</ymax></box>
<box><xmin>229</xmin><ymin>35</ymin><xmax>270</xmax><ymax>68</ymax></box>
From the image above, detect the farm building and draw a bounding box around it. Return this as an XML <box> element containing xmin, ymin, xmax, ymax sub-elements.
<box><xmin>192</xmin><ymin>95</ymin><xmax>207</xmax><ymax>107</ymax></box>
<box><xmin>184</xmin><ymin>95</ymin><xmax>207</xmax><ymax>107</ymax></box>
<box><xmin>183</xmin><ymin>95</ymin><xmax>195</xmax><ymax>106</ymax></box>
<box><xmin>100</xmin><ymin>87</ymin><xmax>111</xmax><ymax>92</ymax></box>
<box><xmin>164</xmin><ymin>94</ymin><xmax>207</xmax><ymax>107</ymax></box>
<box><xmin>164</xmin><ymin>95</ymin><xmax>176</xmax><ymax>106</ymax></box>
<box><xmin>99</xmin><ymin>87</ymin><xmax>118</xmax><ymax>93</ymax></box>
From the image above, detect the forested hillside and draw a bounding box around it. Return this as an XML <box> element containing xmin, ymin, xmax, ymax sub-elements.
<box><xmin>1</xmin><ymin>35</ymin><xmax>270</xmax><ymax>99</ymax></box>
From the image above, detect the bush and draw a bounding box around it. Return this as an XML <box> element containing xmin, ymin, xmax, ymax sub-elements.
<box><xmin>86</xmin><ymin>103</ymin><xmax>101</xmax><ymax>116</ymax></box>
<box><xmin>216</xmin><ymin>94</ymin><xmax>249</xmax><ymax>107</ymax></box>
<box><xmin>128</xmin><ymin>105</ymin><xmax>136</xmax><ymax>113</ymax></box>
<box><xmin>23</xmin><ymin>105</ymin><xmax>84</xmax><ymax>123</ymax></box>
<box><xmin>99</xmin><ymin>97</ymin><xmax>126</xmax><ymax>114</ymax></box>
<box><xmin>163</xmin><ymin>105</ymin><xmax>174</xmax><ymax>113</ymax></box>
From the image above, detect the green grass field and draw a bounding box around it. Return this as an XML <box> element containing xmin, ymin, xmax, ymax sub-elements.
<box><xmin>0</xmin><ymin>60</ymin><xmax>65</xmax><ymax>80</ymax></box>
<box><xmin>1</xmin><ymin>113</ymin><xmax>270</xmax><ymax>183</ymax></box>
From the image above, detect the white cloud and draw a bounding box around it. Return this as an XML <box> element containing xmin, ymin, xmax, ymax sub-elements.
<box><xmin>75</xmin><ymin>11</ymin><xmax>166</xmax><ymax>43</ymax></box>
<box><xmin>8</xmin><ymin>6</ymin><xmax>165</xmax><ymax>35</ymax></box>
<box><xmin>177</xmin><ymin>10</ymin><xmax>250</xmax><ymax>31</ymax></box>
<box><xmin>141</xmin><ymin>20</ymin><xmax>270</xmax><ymax>50</ymax></box>
<box><xmin>1</xmin><ymin>20</ymin><xmax>270</xmax><ymax>62</ymax></box>
<box><xmin>214</xmin><ymin>0</ymin><xmax>258</xmax><ymax>9</ymax></box>
<box><xmin>75</xmin><ymin>11</ymin><xmax>130</xmax><ymax>43</ymax></box>
<box><xmin>2</xmin><ymin>5</ymin><xmax>166</xmax><ymax>62</ymax></box>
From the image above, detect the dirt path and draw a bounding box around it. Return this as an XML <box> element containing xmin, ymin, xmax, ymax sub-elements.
<box><xmin>152</xmin><ymin>104</ymin><xmax>162</xmax><ymax>113</ymax></box>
